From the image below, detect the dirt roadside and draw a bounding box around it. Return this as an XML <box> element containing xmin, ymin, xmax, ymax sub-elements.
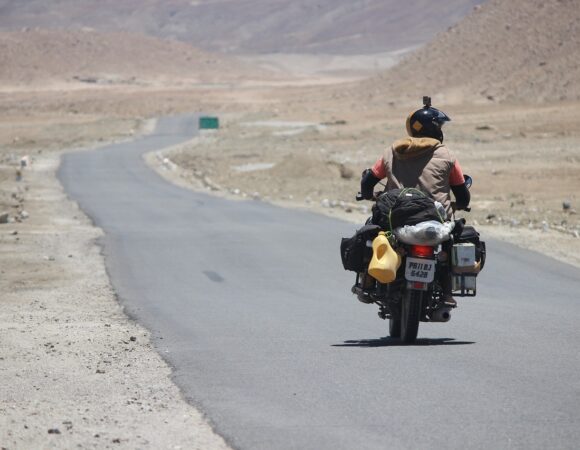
<box><xmin>0</xmin><ymin>122</ymin><xmax>229</xmax><ymax>449</ymax></box>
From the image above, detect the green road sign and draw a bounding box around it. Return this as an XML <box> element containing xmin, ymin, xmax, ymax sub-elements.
<box><xmin>199</xmin><ymin>116</ymin><xmax>219</xmax><ymax>129</ymax></box>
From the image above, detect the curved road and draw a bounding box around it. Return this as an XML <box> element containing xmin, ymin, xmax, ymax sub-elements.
<box><xmin>59</xmin><ymin>115</ymin><xmax>580</xmax><ymax>450</ymax></box>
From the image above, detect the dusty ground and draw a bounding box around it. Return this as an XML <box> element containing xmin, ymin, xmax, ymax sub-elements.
<box><xmin>156</xmin><ymin>100</ymin><xmax>580</xmax><ymax>268</ymax></box>
<box><xmin>0</xmin><ymin>116</ymin><xmax>229</xmax><ymax>449</ymax></box>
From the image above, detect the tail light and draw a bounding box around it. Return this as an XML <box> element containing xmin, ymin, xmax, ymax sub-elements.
<box><xmin>410</xmin><ymin>245</ymin><xmax>434</xmax><ymax>258</ymax></box>
<box><xmin>409</xmin><ymin>281</ymin><xmax>428</xmax><ymax>291</ymax></box>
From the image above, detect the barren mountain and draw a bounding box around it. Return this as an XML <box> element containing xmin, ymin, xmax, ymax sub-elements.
<box><xmin>0</xmin><ymin>0</ymin><xmax>484</xmax><ymax>55</ymax></box>
<box><xmin>365</xmin><ymin>0</ymin><xmax>580</xmax><ymax>104</ymax></box>
<box><xmin>0</xmin><ymin>29</ymin><xmax>260</xmax><ymax>86</ymax></box>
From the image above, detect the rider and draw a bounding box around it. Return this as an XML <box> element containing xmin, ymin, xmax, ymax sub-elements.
<box><xmin>359</xmin><ymin>97</ymin><xmax>470</xmax><ymax>307</ymax></box>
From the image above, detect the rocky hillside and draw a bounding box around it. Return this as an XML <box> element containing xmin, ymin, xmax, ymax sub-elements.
<box><xmin>0</xmin><ymin>29</ymin><xmax>259</xmax><ymax>86</ymax></box>
<box><xmin>366</xmin><ymin>0</ymin><xmax>580</xmax><ymax>104</ymax></box>
<box><xmin>0</xmin><ymin>0</ymin><xmax>484</xmax><ymax>55</ymax></box>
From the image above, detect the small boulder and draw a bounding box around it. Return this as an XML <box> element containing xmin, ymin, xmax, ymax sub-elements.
<box><xmin>339</xmin><ymin>164</ymin><xmax>354</xmax><ymax>180</ymax></box>
<box><xmin>563</xmin><ymin>201</ymin><xmax>571</xmax><ymax>211</ymax></box>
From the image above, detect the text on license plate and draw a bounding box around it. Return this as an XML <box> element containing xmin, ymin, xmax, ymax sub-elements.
<box><xmin>405</xmin><ymin>257</ymin><xmax>436</xmax><ymax>283</ymax></box>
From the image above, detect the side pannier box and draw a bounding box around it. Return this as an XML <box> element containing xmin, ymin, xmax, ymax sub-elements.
<box><xmin>452</xmin><ymin>243</ymin><xmax>478</xmax><ymax>296</ymax></box>
<box><xmin>452</xmin><ymin>243</ymin><xmax>476</xmax><ymax>268</ymax></box>
<box><xmin>451</xmin><ymin>229</ymin><xmax>485</xmax><ymax>297</ymax></box>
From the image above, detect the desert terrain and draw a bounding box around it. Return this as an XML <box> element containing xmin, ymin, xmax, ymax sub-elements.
<box><xmin>1</xmin><ymin>0</ymin><xmax>579</xmax><ymax>447</ymax></box>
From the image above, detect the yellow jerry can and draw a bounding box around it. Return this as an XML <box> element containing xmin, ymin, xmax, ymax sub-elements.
<box><xmin>368</xmin><ymin>232</ymin><xmax>401</xmax><ymax>284</ymax></box>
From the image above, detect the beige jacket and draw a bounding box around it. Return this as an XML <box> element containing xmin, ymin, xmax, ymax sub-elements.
<box><xmin>382</xmin><ymin>137</ymin><xmax>456</xmax><ymax>216</ymax></box>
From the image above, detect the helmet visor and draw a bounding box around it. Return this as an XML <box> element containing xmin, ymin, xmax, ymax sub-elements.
<box><xmin>432</xmin><ymin>108</ymin><xmax>451</xmax><ymax>127</ymax></box>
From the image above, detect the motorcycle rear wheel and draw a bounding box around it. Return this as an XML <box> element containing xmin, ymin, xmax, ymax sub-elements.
<box><xmin>401</xmin><ymin>289</ymin><xmax>422</xmax><ymax>343</ymax></box>
<box><xmin>389</xmin><ymin>317</ymin><xmax>401</xmax><ymax>338</ymax></box>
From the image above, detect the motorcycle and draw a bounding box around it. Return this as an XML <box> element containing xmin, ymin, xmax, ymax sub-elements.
<box><xmin>345</xmin><ymin>176</ymin><xmax>485</xmax><ymax>344</ymax></box>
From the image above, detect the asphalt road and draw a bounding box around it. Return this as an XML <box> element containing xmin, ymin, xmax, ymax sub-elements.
<box><xmin>59</xmin><ymin>115</ymin><xmax>580</xmax><ymax>450</ymax></box>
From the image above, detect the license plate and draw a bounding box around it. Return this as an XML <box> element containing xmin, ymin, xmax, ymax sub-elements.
<box><xmin>405</xmin><ymin>257</ymin><xmax>436</xmax><ymax>283</ymax></box>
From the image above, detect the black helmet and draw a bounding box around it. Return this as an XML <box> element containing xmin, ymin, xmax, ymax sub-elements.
<box><xmin>405</xmin><ymin>96</ymin><xmax>451</xmax><ymax>142</ymax></box>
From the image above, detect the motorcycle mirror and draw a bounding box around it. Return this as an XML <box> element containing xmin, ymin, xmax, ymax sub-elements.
<box><xmin>464</xmin><ymin>174</ymin><xmax>473</xmax><ymax>190</ymax></box>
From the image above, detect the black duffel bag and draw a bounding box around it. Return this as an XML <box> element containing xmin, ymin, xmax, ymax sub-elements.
<box><xmin>371</xmin><ymin>188</ymin><xmax>443</xmax><ymax>231</ymax></box>
<box><xmin>340</xmin><ymin>224</ymin><xmax>381</xmax><ymax>272</ymax></box>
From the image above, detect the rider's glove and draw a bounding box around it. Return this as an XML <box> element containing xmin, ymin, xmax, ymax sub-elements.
<box><xmin>451</xmin><ymin>183</ymin><xmax>471</xmax><ymax>210</ymax></box>
<box><xmin>360</xmin><ymin>168</ymin><xmax>381</xmax><ymax>200</ymax></box>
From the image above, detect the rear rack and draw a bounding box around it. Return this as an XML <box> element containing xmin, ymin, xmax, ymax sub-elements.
<box><xmin>452</xmin><ymin>273</ymin><xmax>477</xmax><ymax>297</ymax></box>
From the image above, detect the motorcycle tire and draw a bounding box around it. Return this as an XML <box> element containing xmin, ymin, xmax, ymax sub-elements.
<box><xmin>389</xmin><ymin>317</ymin><xmax>401</xmax><ymax>338</ymax></box>
<box><xmin>401</xmin><ymin>289</ymin><xmax>422</xmax><ymax>343</ymax></box>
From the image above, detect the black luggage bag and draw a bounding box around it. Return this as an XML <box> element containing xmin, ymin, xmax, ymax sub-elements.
<box><xmin>340</xmin><ymin>224</ymin><xmax>381</xmax><ymax>272</ymax></box>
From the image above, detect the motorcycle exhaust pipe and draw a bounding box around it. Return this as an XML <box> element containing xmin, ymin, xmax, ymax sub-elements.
<box><xmin>431</xmin><ymin>307</ymin><xmax>452</xmax><ymax>322</ymax></box>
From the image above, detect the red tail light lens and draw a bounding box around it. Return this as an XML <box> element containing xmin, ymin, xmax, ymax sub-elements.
<box><xmin>412</xmin><ymin>281</ymin><xmax>427</xmax><ymax>290</ymax></box>
<box><xmin>410</xmin><ymin>245</ymin><xmax>434</xmax><ymax>258</ymax></box>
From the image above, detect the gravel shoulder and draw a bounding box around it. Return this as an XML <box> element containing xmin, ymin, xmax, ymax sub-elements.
<box><xmin>0</xmin><ymin>131</ymin><xmax>229</xmax><ymax>449</ymax></box>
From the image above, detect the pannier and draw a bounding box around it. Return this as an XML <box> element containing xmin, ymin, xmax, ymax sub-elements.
<box><xmin>451</xmin><ymin>223</ymin><xmax>486</xmax><ymax>296</ymax></box>
<box><xmin>340</xmin><ymin>224</ymin><xmax>381</xmax><ymax>272</ymax></box>
<box><xmin>454</xmin><ymin>224</ymin><xmax>486</xmax><ymax>270</ymax></box>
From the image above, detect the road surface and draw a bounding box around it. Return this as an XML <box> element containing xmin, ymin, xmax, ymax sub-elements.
<box><xmin>59</xmin><ymin>115</ymin><xmax>580</xmax><ymax>450</ymax></box>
